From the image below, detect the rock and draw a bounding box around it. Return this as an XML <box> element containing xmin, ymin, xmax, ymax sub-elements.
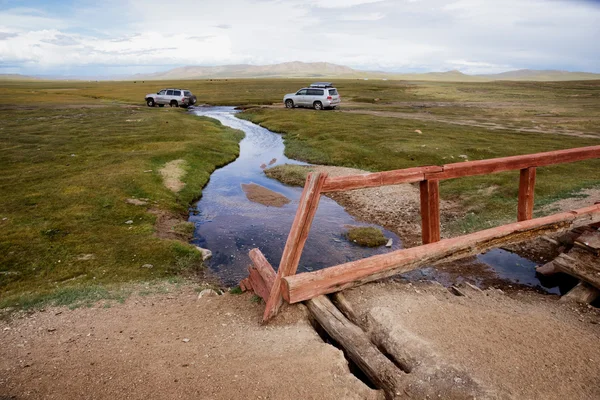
<box><xmin>77</xmin><ymin>254</ymin><xmax>95</xmax><ymax>261</ymax></box>
<box><xmin>141</xmin><ymin>264</ymin><xmax>154</xmax><ymax>269</ymax></box>
<box><xmin>414</xmin><ymin>129</ymin><xmax>422</xmax><ymax>134</ymax></box>
<box><xmin>125</xmin><ymin>220</ymin><xmax>134</xmax><ymax>224</ymax></box>
<box><xmin>260</xmin><ymin>163</ymin><xmax>267</xmax><ymax>169</ymax></box>
<box><xmin>459</xmin><ymin>154</ymin><xmax>468</xmax><ymax>159</ymax></box>
<box><xmin>182</xmin><ymin>338</ymin><xmax>190</xmax><ymax>343</ymax></box>
<box><xmin>143</xmin><ymin>170</ymin><xmax>152</xmax><ymax>173</ymax></box>
<box><xmin>195</xmin><ymin>246</ymin><xmax>212</xmax><ymax>261</ymax></box>
<box><xmin>385</xmin><ymin>238</ymin><xmax>393</xmax><ymax>248</ymax></box>
<box><xmin>197</xmin><ymin>289</ymin><xmax>219</xmax><ymax>299</ymax></box>
<box><xmin>126</xmin><ymin>198</ymin><xmax>148</xmax><ymax>206</ymax></box>
<box><xmin>47</xmin><ymin>328</ymin><xmax>56</xmax><ymax>332</ymax></box>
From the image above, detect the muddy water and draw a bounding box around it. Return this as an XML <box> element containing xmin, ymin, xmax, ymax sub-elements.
<box><xmin>189</xmin><ymin>107</ymin><xmax>556</xmax><ymax>294</ymax></box>
<box><xmin>188</xmin><ymin>107</ymin><xmax>401</xmax><ymax>286</ymax></box>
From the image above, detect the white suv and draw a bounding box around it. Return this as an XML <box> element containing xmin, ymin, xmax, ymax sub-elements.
<box><xmin>283</xmin><ymin>82</ymin><xmax>341</xmax><ymax>110</ymax></box>
<box><xmin>145</xmin><ymin>89</ymin><xmax>197</xmax><ymax>108</ymax></box>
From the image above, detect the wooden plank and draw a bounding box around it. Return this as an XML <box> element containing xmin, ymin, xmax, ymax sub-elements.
<box><xmin>239</xmin><ymin>278</ymin><xmax>252</xmax><ymax>292</ymax></box>
<box><xmin>560</xmin><ymin>281</ymin><xmax>600</xmax><ymax>304</ymax></box>
<box><xmin>249</xmin><ymin>248</ymin><xmax>276</xmax><ymax>290</ymax></box>
<box><xmin>248</xmin><ymin>265</ymin><xmax>271</xmax><ymax>301</ymax></box>
<box><xmin>574</xmin><ymin>229</ymin><xmax>600</xmax><ymax>255</ymax></box>
<box><xmin>425</xmin><ymin>145</ymin><xmax>600</xmax><ymax>181</ymax></box>
<box><xmin>282</xmin><ymin>205</ymin><xmax>600</xmax><ymax>304</ymax></box>
<box><xmin>306</xmin><ymin>295</ymin><xmax>405</xmax><ymax>398</ymax></box>
<box><xmin>419</xmin><ymin>179</ymin><xmax>441</xmax><ymax>244</ymax></box>
<box><xmin>263</xmin><ymin>172</ymin><xmax>328</xmax><ymax>322</ymax></box>
<box><xmin>517</xmin><ymin>167</ymin><xmax>536</xmax><ymax>221</ymax></box>
<box><xmin>552</xmin><ymin>249</ymin><xmax>600</xmax><ymax>289</ymax></box>
<box><xmin>321</xmin><ymin>166</ymin><xmax>442</xmax><ymax>193</ymax></box>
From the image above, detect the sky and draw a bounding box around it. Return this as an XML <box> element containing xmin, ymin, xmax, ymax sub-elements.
<box><xmin>0</xmin><ymin>0</ymin><xmax>599</xmax><ymax>77</ymax></box>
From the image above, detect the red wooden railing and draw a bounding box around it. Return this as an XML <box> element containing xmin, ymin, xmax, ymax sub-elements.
<box><xmin>241</xmin><ymin>145</ymin><xmax>600</xmax><ymax>321</ymax></box>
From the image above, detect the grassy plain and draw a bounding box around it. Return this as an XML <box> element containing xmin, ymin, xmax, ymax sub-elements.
<box><xmin>0</xmin><ymin>82</ymin><xmax>243</xmax><ymax>309</ymax></box>
<box><xmin>1</xmin><ymin>77</ymin><xmax>599</xmax><ymax>308</ymax></box>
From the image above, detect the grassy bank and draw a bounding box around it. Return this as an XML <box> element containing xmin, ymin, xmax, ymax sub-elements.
<box><xmin>240</xmin><ymin>108</ymin><xmax>600</xmax><ymax>233</ymax></box>
<box><xmin>0</xmin><ymin>89</ymin><xmax>243</xmax><ymax>309</ymax></box>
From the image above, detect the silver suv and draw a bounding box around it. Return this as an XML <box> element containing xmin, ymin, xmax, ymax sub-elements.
<box><xmin>283</xmin><ymin>82</ymin><xmax>341</xmax><ymax>110</ymax></box>
<box><xmin>145</xmin><ymin>89</ymin><xmax>197</xmax><ymax>108</ymax></box>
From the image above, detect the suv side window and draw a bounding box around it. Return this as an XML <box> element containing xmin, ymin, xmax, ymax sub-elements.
<box><xmin>307</xmin><ymin>89</ymin><xmax>324</xmax><ymax>96</ymax></box>
<box><xmin>184</xmin><ymin>91</ymin><xmax>191</xmax><ymax>96</ymax></box>
<box><xmin>173</xmin><ymin>90</ymin><xmax>181</xmax><ymax>96</ymax></box>
<box><xmin>296</xmin><ymin>89</ymin><xmax>307</xmax><ymax>95</ymax></box>
<box><xmin>166</xmin><ymin>90</ymin><xmax>174</xmax><ymax>96</ymax></box>
<box><xmin>158</xmin><ymin>90</ymin><xmax>166</xmax><ymax>95</ymax></box>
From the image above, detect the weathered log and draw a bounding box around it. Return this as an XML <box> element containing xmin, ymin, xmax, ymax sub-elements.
<box><xmin>239</xmin><ymin>278</ymin><xmax>252</xmax><ymax>292</ymax></box>
<box><xmin>535</xmin><ymin>261</ymin><xmax>558</xmax><ymax>276</ymax></box>
<box><xmin>263</xmin><ymin>172</ymin><xmax>328</xmax><ymax>322</ymax></box>
<box><xmin>419</xmin><ymin>179</ymin><xmax>440</xmax><ymax>244</ymax></box>
<box><xmin>249</xmin><ymin>248</ymin><xmax>276</xmax><ymax>289</ymax></box>
<box><xmin>282</xmin><ymin>205</ymin><xmax>600</xmax><ymax>304</ymax></box>
<box><xmin>517</xmin><ymin>167</ymin><xmax>536</xmax><ymax>221</ymax></box>
<box><xmin>561</xmin><ymin>281</ymin><xmax>600</xmax><ymax>304</ymax></box>
<box><xmin>248</xmin><ymin>266</ymin><xmax>271</xmax><ymax>301</ymax></box>
<box><xmin>306</xmin><ymin>295</ymin><xmax>405</xmax><ymax>399</ymax></box>
<box><xmin>552</xmin><ymin>249</ymin><xmax>600</xmax><ymax>289</ymax></box>
<box><xmin>574</xmin><ymin>229</ymin><xmax>600</xmax><ymax>255</ymax></box>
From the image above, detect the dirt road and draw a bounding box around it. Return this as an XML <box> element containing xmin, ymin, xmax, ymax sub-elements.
<box><xmin>0</xmin><ymin>286</ymin><xmax>377</xmax><ymax>400</ymax></box>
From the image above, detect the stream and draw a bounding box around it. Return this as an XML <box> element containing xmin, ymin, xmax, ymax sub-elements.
<box><xmin>188</xmin><ymin>107</ymin><xmax>560</xmax><ymax>294</ymax></box>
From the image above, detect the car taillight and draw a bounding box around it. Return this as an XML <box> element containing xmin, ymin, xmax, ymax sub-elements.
<box><xmin>327</xmin><ymin>96</ymin><xmax>332</xmax><ymax>100</ymax></box>
<box><xmin>182</xmin><ymin>98</ymin><xmax>186</xmax><ymax>101</ymax></box>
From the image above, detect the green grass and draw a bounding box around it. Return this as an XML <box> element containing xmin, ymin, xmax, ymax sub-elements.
<box><xmin>0</xmin><ymin>86</ymin><xmax>243</xmax><ymax>309</ymax></box>
<box><xmin>346</xmin><ymin>227</ymin><xmax>388</xmax><ymax>247</ymax></box>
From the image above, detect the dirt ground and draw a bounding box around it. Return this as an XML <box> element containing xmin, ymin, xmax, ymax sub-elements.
<box><xmin>159</xmin><ymin>159</ymin><xmax>186</xmax><ymax>193</ymax></box>
<box><xmin>343</xmin><ymin>280</ymin><xmax>600</xmax><ymax>399</ymax></box>
<box><xmin>0</xmin><ymin>286</ymin><xmax>378</xmax><ymax>400</ymax></box>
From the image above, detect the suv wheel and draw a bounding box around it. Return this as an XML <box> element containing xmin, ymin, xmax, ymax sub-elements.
<box><xmin>285</xmin><ymin>99</ymin><xmax>294</xmax><ymax>109</ymax></box>
<box><xmin>170</xmin><ymin>100</ymin><xmax>178</xmax><ymax>107</ymax></box>
<box><xmin>146</xmin><ymin>98</ymin><xmax>155</xmax><ymax>107</ymax></box>
<box><xmin>313</xmin><ymin>101</ymin><xmax>323</xmax><ymax>110</ymax></box>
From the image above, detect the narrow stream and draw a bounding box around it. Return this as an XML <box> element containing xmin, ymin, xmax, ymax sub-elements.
<box><xmin>188</xmin><ymin>107</ymin><xmax>560</xmax><ymax>294</ymax></box>
<box><xmin>188</xmin><ymin>107</ymin><xmax>401</xmax><ymax>286</ymax></box>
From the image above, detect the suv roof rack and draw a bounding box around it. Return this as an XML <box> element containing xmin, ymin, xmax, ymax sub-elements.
<box><xmin>309</xmin><ymin>82</ymin><xmax>334</xmax><ymax>88</ymax></box>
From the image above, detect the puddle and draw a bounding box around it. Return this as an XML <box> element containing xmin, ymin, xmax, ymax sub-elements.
<box><xmin>188</xmin><ymin>107</ymin><xmax>401</xmax><ymax>286</ymax></box>
<box><xmin>188</xmin><ymin>107</ymin><xmax>556</xmax><ymax>294</ymax></box>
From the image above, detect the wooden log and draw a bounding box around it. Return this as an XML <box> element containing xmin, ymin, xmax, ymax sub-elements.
<box><xmin>424</xmin><ymin>145</ymin><xmax>600</xmax><ymax>181</ymax></box>
<box><xmin>306</xmin><ymin>295</ymin><xmax>405</xmax><ymax>398</ymax></box>
<box><xmin>517</xmin><ymin>167</ymin><xmax>536</xmax><ymax>221</ymax></box>
<box><xmin>282</xmin><ymin>205</ymin><xmax>600</xmax><ymax>304</ymax></box>
<box><xmin>419</xmin><ymin>179</ymin><xmax>441</xmax><ymax>244</ymax></box>
<box><xmin>263</xmin><ymin>172</ymin><xmax>328</xmax><ymax>322</ymax></box>
<box><xmin>248</xmin><ymin>265</ymin><xmax>271</xmax><ymax>301</ymax></box>
<box><xmin>239</xmin><ymin>278</ymin><xmax>252</xmax><ymax>292</ymax></box>
<box><xmin>535</xmin><ymin>261</ymin><xmax>557</xmax><ymax>276</ymax></box>
<box><xmin>552</xmin><ymin>250</ymin><xmax>600</xmax><ymax>289</ymax></box>
<box><xmin>249</xmin><ymin>248</ymin><xmax>276</xmax><ymax>290</ymax></box>
<box><xmin>574</xmin><ymin>229</ymin><xmax>600</xmax><ymax>256</ymax></box>
<box><xmin>560</xmin><ymin>281</ymin><xmax>600</xmax><ymax>304</ymax></box>
<box><xmin>321</xmin><ymin>166</ymin><xmax>442</xmax><ymax>193</ymax></box>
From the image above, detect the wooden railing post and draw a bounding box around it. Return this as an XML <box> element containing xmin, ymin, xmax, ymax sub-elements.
<box><xmin>262</xmin><ymin>172</ymin><xmax>328</xmax><ymax>322</ymax></box>
<box><xmin>518</xmin><ymin>167</ymin><xmax>536</xmax><ymax>221</ymax></box>
<box><xmin>420</xmin><ymin>179</ymin><xmax>441</xmax><ymax>244</ymax></box>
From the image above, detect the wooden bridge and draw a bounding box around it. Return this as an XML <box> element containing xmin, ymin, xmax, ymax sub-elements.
<box><xmin>239</xmin><ymin>145</ymin><xmax>600</xmax><ymax>321</ymax></box>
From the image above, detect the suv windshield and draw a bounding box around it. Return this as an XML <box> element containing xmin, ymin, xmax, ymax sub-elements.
<box><xmin>328</xmin><ymin>89</ymin><xmax>338</xmax><ymax>95</ymax></box>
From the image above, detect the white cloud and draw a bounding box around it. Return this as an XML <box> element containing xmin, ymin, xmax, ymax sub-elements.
<box><xmin>0</xmin><ymin>0</ymin><xmax>598</xmax><ymax>76</ymax></box>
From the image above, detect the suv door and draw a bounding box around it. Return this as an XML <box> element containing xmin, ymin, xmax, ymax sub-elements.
<box><xmin>164</xmin><ymin>89</ymin><xmax>176</xmax><ymax>105</ymax></box>
<box><xmin>172</xmin><ymin>90</ymin><xmax>182</xmax><ymax>105</ymax></box>
<box><xmin>295</xmin><ymin>89</ymin><xmax>308</xmax><ymax>106</ymax></box>
<box><xmin>156</xmin><ymin>89</ymin><xmax>167</xmax><ymax>104</ymax></box>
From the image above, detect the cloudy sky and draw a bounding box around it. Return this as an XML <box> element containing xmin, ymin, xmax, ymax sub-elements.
<box><xmin>0</xmin><ymin>0</ymin><xmax>599</xmax><ymax>77</ymax></box>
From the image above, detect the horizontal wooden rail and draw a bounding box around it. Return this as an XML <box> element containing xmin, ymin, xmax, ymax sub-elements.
<box><xmin>320</xmin><ymin>145</ymin><xmax>600</xmax><ymax>192</ymax></box>
<box><xmin>281</xmin><ymin>204</ymin><xmax>600</xmax><ymax>304</ymax></box>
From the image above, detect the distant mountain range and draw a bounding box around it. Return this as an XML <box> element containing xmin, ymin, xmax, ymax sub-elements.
<box><xmin>131</xmin><ymin>62</ymin><xmax>600</xmax><ymax>81</ymax></box>
<box><xmin>2</xmin><ymin>62</ymin><xmax>599</xmax><ymax>82</ymax></box>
